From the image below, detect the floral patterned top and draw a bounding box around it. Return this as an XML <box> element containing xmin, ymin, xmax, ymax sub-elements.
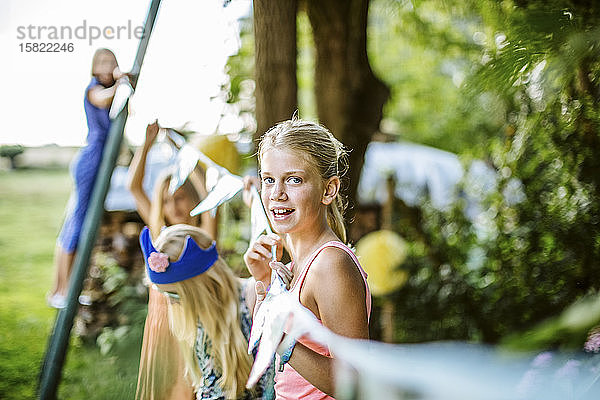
<box><xmin>194</xmin><ymin>279</ymin><xmax>275</xmax><ymax>400</ymax></box>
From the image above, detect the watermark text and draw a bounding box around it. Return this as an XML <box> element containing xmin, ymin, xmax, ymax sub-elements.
<box><xmin>16</xmin><ymin>20</ymin><xmax>145</xmax><ymax>46</ymax></box>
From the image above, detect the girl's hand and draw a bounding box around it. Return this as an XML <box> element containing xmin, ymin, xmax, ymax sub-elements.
<box><xmin>253</xmin><ymin>281</ymin><xmax>267</xmax><ymax>320</ymax></box>
<box><xmin>252</xmin><ymin>262</ymin><xmax>292</xmax><ymax>319</ymax></box>
<box><xmin>112</xmin><ymin>68</ymin><xmax>135</xmax><ymax>86</ymax></box>
<box><xmin>270</xmin><ymin>260</ymin><xmax>293</xmax><ymax>290</ymax></box>
<box><xmin>244</xmin><ymin>233</ymin><xmax>283</xmax><ymax>286</ymax></box>
<box><xmin>145</xmin><ymin>120</ymin><xmax>160</xmax><ymax>145</ymax></box>
<box><xmin>112</xmin><ymin>66</ymin><xmax>124</xmax><ymax>81</ymax></box>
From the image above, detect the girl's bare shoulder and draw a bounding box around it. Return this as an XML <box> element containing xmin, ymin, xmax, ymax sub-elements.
<box><xmin>308</xmin><ymin>245</ymin><xmax>362</xmax><ymax>286</ymax></box>
<box><xmin>304</xmin><ymin>245</ymin><xmax>369</xmax><ymax>335</ymax></box>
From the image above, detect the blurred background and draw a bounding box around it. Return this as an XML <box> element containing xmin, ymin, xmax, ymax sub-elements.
<box><xmin>1</xmin><ymin>0</ymin><xmax>599</xmax><ymax>398</ymax></box>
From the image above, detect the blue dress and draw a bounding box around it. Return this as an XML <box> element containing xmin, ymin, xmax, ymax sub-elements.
<box><xmin>58</xmin><ymin>77</ymin><xmax>111</xmax><ymax>252</ymax></box>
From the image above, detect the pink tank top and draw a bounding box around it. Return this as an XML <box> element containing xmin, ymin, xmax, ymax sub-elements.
<box><xmin>274</xmin><ymin>241</ymin><xmax>372</xmax><ymax>400</ymax></box>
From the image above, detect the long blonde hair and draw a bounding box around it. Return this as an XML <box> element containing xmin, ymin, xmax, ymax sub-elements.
<box><xmin>258</xmin><ymin>117</ymin><xmax>350</xmax><ymax>243</ymax></box>
<box><xmin>153</xmin><ymin>225</ymin><xmax>252</xmax><ymax>399</ymax></box>
<box><xmin>148</xmin><ymin>173</ymin><xmax>201</xmax><ymax>239</ymax></box>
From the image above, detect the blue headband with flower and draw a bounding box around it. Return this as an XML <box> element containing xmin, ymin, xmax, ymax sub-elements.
<box><xmin>139</xmin><ymin>226</ymin><xmax>218</xmax><ymax>284</ymax></box>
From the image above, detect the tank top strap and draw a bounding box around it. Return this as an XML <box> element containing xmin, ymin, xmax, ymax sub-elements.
<box><xmin>291</xmin><ymin>241</ymin><xmax>372</xmax><ymax>318</ymax></box>
<box><xmin>291</xmin><ymin>241</ymin><xmax>338</xmax><ymax>295</ymax></box>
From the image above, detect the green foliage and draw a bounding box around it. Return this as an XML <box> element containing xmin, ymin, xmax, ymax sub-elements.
<box><xmin>59</xmin><ymin>333</ymin><xmax>141</xmax><ymax>400</ymax></box>
<box><xmin>366</xmin><ymin>0</ymin><xmax>600</xmax><ymax>347</ymax></box>
<box><xmin>224</xmin><ymin>10</ymin><xmax>320</xmax><ymax>137</ymax></box>
<box><xmin>0</xmin><ymin>145</ymin><xmax>24</xmax><ymax>169</ymax></box>
<box><xmin>217</xmin><ymin>196</ymin><xmax>255</xmax><ymax>276</ymax></box>
<box><xmin>0</xmin><ymin>170</ymin><xmax>70</xmax><ymax>399</ymax></box>
<box><xmin>0</xmin><ymin>170</ymin><xmax>142</xmax><ymax>399</ymax></box>
<box><xmin>297</xmin><ymin>11</ymin><xmax>317</xmax><ymax>120</ymax></box>
<box><xmin>97</xmin><ymin>326</ymin><xmax>131</xmax><ymax>355</ymax></box>
<box><xmin>220</xmin><ymin>0</ymin><xmax>600</xmax><ymax>349</ymax></box>
<box><xmin>369</xmin><ymin>0</ymin><xmax>503</xmax><ymax>156</ymax></box>
<box><xmin>0</xmin><ymin>144</ymin><xmax>24</xmax><ymax>158</ymax></box>
<box><xmin>225</xmin><ymin>17</ymin><xmax>254</xmax><ymax>107</ymax></box>
<box><xmin>76</xmin><ymin>251</ymin><xmax>147</xmax><ymax>342</ymax></box>
<box><xmin>223</xmin><ymin>16</ymin><xmax>257</xmax><ymax>143</ymax></box>
<box><xmin>503</xmin><ymin>293</ymin><xmax>600</xmax><ymax>351</ymax></box>
<box><xmin>99</xmin><ymin>256</ymin><xmax>129</xmax><ymax>295</ymax></box>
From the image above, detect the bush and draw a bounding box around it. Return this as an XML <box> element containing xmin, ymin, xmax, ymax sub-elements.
<box><xmin>0</xmin><ymin>145</ymin><xmax>24</xmax><ymax>169</ymax></box>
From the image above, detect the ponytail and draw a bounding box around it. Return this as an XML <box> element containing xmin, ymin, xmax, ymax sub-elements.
<box><xmin>327</xmin><ymin>196</ymin><xmax>347</xmax><ymax>244</ymax></box>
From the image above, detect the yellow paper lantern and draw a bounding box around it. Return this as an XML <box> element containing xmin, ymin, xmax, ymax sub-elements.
<box><xmin>355</xmin><ymin>230</ymin><xmax>408</xmax><ymax>296</ymax></box>
<box><xmin>194</xmin><ymin>134</ymin><xmax>241</xmax><ymax>174</ymax></box>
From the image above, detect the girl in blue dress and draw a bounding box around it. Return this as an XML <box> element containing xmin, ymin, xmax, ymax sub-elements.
<box><xmin>48</xmin><ymin>48</ymin><xmax>130</xmax><ymax>308</ymax></box>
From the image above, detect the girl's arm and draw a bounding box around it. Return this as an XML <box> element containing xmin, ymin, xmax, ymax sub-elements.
<box><xmin>88</xmin><ymin>66</ymin><xmax>133</xmax><ymax>109</ymax></box>
<box><xmin>286</xmin><ymin>247</ymin><xmax>369</xmax><ymax>396</ymax></box>
<box><xmin>87</xmin><ymin>81</ymin><xmax>120</xmax><ymax>109</ymax></box>
<box><xmin>127</xmin><ymin>121</ymin><xmax>159</xmax><ymax>224</ymax></box>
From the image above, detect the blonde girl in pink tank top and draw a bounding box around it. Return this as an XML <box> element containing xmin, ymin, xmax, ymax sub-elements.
<box><xmin>243</xmin><ymin>117</ymin><xmax>372</xmax><ymax>399</ymax></box>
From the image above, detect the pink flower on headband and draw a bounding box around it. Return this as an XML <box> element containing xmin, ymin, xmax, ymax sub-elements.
<box><xmin>148</xmin><ymin>252</ymin><xmax>170</xmax><ymax>273</ymax></box>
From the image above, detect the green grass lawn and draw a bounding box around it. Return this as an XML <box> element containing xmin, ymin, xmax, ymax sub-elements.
<box><xmin>0</xmin><ymin>169</ymin><xmax>141</xmax><ymax>399</ymax></box>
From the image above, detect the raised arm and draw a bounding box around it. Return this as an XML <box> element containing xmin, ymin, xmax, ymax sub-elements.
<box><xmin>87</xmin><ymin>66</ymin><xmax>135</xmax><ymax>109</ymax></box>
<box><xmin>286</xmin><ymin>247</ymin><xmax>369</xmax><ymax>396</ymax></box>
<box><xmin>127</xmin><ymin>121</ymin><xmax>159</xmax><ymax>224</ymax></box>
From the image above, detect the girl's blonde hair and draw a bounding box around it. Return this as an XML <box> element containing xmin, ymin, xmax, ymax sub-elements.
<box><xmin>258</xmin><ymin>117</ymin><xmax>350</xmax><ymax>243</ymax></box>
<box><xmin>153</xmin><ymin>224</ymin><xmax>252</xmax><ymax>399</ymax></box>
<box><xmin>148</xmin><ymin>173</ymin><xmax>201</xmax><ymax>239</ymax></box>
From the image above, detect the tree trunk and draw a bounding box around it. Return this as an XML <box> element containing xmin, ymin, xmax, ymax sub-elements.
<box><xmin>306</xmin><ymin>0</ymin><xmax>389</xmax><ymax>219</ymax></box>
<box><xmin>253</xmin><ymin>0</ymin><xmax>298</xmax><ymax>142</ymax></box>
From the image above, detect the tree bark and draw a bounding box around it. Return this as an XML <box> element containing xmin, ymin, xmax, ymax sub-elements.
<box><xmin>253</xmin><ymin>0</ymin><xmax>298</xmax><ymax>141</ymax></box>
<box><xmin>306</xmin><ymin>0</ymin><xmax>390</xmax><ymax>219</ymax></box>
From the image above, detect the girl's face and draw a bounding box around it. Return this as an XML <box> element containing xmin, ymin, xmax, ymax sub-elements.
<box><xmin>162</xmin><ymin>185</ymin><xmax>197</xmax><ymax>226</ymax></box>
<box><xmin>93</xmin><ymin>51</ymin><xmax>118</xmax><ymax>87</ymax></box>
<box><xmin>260</xmin><ymin>147</ymin><xmax>327</xmax><ymax>236</ymax></box>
